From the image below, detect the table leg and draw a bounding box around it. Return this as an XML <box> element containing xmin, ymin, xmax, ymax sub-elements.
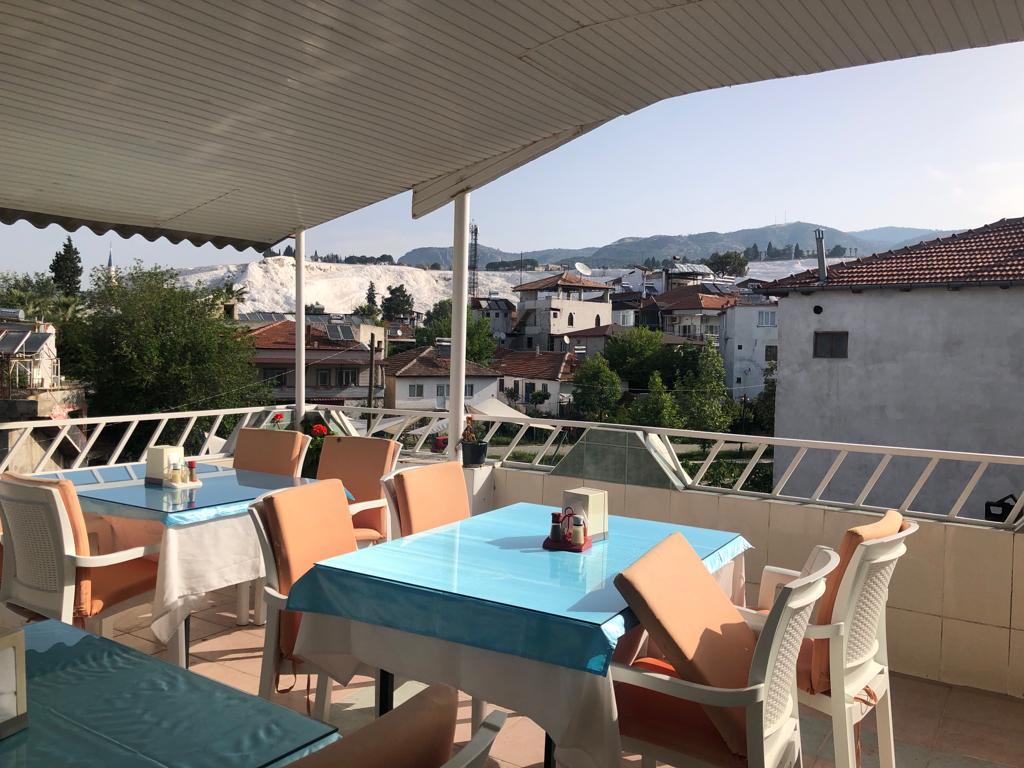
<box><xmin>183</xmin><ymin>614</ymin><xmax>191</xmax><ymax>670</ymax></box>
<box><xmin>168</xmin><ymin>616</ymin><xmax>190</xmax><ymax>669</ymax></box>
<box><xmin>236</xmin><ymin>580</ymin><xmax>251</xmax><ymax>625</ymax></box>
<box><xmin>544</xmin><ymin>733</ymin><xmax>556</xmax><ymax>768</ymax></box>
<box><xmin>377</xmin><ymin>669</ymin><xmax>394</xmax><ymax>717</ymax></box>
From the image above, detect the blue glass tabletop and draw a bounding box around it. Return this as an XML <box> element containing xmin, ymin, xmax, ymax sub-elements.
<box><xmin>1</xmin><ymin>621</ymin><xmax>337</xmax><ymax>767</ymax></box>
<box><xmin>287</xmin><ymin>503</ymin><xmax>750</xmax><ymax>674</ymax></box>
<box><xmin>51</xmin><ymin>462</ymin><xmax>318</xmax><ymax>527</ymax></box>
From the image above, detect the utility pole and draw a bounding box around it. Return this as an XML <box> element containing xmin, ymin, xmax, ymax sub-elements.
<box><xmin>367</xmin><ymin>332</ymin><xmax>376</xmax><ymax>433</ymax></box>
<box><xmin>468</xmin><ymin>223</ymin><xmax>479</xmax><ymax>298</ymax></box>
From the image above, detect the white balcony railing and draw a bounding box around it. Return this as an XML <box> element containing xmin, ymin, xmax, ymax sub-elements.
<box><xmin>2</xmin><ymin>403</ymin><xmax>1022</xmax><ymax>531</ymax></box>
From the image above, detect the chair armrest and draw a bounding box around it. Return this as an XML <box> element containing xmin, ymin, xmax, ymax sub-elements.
<box><xmin>442</xmin><ymin>710</ymin><xmax>507</xmax><ymax>768</ymax></box>
<box><xmin>805</xmin><ymin>621</ymin><xmax>844</xmax><ymax>640</ymax></box>
<box><xmin>262</xmin><ymin>586</ymin><xmax>288</xmax><ymax>610</ymax></box>
<box><xmin>68</xmin><ymin>542</ymin><xmax>161</xmax><ymax>568</ymax></box>
<box><xmin>737</xmin><ymin>606</ymin><xmax>767</xmax><ymax>632</ymax></box>
<box><xmin>610</xmin><ymin>663</ymin><xmax>764</xmax><ymax>707</ymax></box>
<box><xmin>349</xmin><ymin>498</ymin><xmax>386</xmax><ymax>515</ymax></box>
<box><xmin>757</xmin><ymin>565</ymin><xmax>801</xmax><ymax>610</ymax></box>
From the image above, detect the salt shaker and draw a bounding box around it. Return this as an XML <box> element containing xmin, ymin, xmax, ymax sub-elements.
<box><xmin>571</xmin><ymin>515</ymin><xmax>585</xmax><ymax>546</ymax></box>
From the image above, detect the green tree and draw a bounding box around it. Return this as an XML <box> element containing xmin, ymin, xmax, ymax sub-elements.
<box><xmin>380</xmin><ymin>284</ymin><xmax>415</xmax><ymax>320</ymax></box>
<box><xmin>366</xmin><ymin>282</ymin><xmax>378</xmax><ymax>309</ymax></box>
<box><xmin>793</xmin><ymin>243</ymin><xmax>805</xmax><ymax>260</ymax></box>
<box><xmin>61</xmin><ymin>262</ymin><xmax>268</xmax><ymax>416</ymax></box>
<box><xmin>50</xmin><ymin>236</ymin><xmax>83</xmax><ymax>296</ymax></box>
<box><xmin>705</xmin><ymin>251</ymin><xmax>748</xmax><ymax>277</ymax></box>
<box><xmin>414</xmin><ymin>299</ymin><xmax>496</xmax><ymax>364</ymax></box>
<box><xmin>628</xmin><ymin>371</ymin><xmax>682</xmax><ymax>428</ymax></box>
<box><xmin>827</xmin><ymin>244</ymin><xmax>847</xmax><ymax>260</ymax></box>
<box><xmin>604</xmin><ymin>326</ymin><xmax>663</xmax><ymax>390</ymax></box>
<box><xmin>571</xmin><ymin>354</ymin><xmax>621</xmax><ymax>422</ymax></box>
<box><xmin>751</xmin><ymin>363</ymin><xmax>777</xmax><ymax>434</ymax></box>
<box><xmin>677</xmin><ymin>341</ymin><xmax>731</xmax><ymax>433</ymax></box>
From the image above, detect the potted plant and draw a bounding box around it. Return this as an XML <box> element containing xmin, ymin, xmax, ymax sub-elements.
<box><xmin>460</xmin><ymin>416</ymin><xmax>488</xmax><ymax>468</ymax></box>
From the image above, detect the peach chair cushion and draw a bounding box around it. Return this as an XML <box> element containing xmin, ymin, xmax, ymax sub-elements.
<box><xmin>233</xmin><ymin>428</ymin><xmax>307</xmax><ymax>476</ymax></box>
<box><xmin>805</xmin><ymin>509</ymin><xmax>905</xmax><ymax>694</ymax></box>
<box><xmin>5</xmin><ymin>474</ymin><xmax>96</xmax><ymax>616</ymax></box>
<box><xmin>262</xmin><ymin>479</ymin><xmax>357</xmax><ymax>659</ymax></box>
<box><xmin>616</xmin><ymin>656</ymin><xmax>745</xmax><ymax>768</ymax></box>
<box><xmin>317</xmin><ymin>436</ymin><xmax>399</xmax><ymax>539</ymax></box>
<box><xmin>291</xmin><ymin>684</ymin><xmax>457</xmax><ymax>768</ymax></box>
<box><xmin>614</xmin><ymin>532</ymin><xmax>757</xmax><ymax>757</ymax></box>
<box><xmin>392</xmin><ymin>462</ymin><xmax>470</xmax><ymax>536</ymax></box>
<box><xmin>86</xmin><ymin>558</ymin><xmax>159</xmax><ymax>615</ymax></box>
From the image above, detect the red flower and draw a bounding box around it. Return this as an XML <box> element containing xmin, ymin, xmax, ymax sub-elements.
<box><xmin>271</xmin><ymin>413</ymin><xmax>284</xmax><ymax>422</ymax></box>
<box><xmin>311</xmin><ymin>424</ymin><xmax>328</xmax><ymax>437</ymax></box>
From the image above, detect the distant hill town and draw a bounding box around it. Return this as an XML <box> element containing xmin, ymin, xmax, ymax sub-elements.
<box><xmin>398</xmin><ymin>222</ymin><xmax>958</xmax><ymax>269</ymax></box>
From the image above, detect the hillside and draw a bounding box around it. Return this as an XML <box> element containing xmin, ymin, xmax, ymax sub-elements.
<box><xmin>180</xmin><ymin>257</ymin><xmax>835</xmax><ymax>314</ymax></box>
<box><xmin>399</xmin><ymin>221</ymin><xmax>958</xmax><ymax>269</ymax></box>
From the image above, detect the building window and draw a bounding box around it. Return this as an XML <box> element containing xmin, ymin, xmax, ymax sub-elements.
<box><xmin>436</xmin><ymin>383</ymin><xmax>452</xmax><ymax>398</ymax></box>
<box><xmin>498</xmin><ymin>377</ymin><xmax>504</xmax><ymax>392</ymax></box>
<box><xmin>524</xmin><ymin>382</ymin><xmax>536</xmax><ymax>399</ymax></box>
<box><xmin>262</xmin><ymin>368</ymin><xmax>288</xmax><ymax>386</ymax></box>
<box><xmin>408</xmin><ymin>383</ymin><xmax>424</xmax><ymax>398</ymax></box>
<box><xmin>339</xmin><ymin>368</ymin><xmax>357</xmax><ymax>386</ymax></box>
<box><xmin>315</xmin><ymin>369</ymin><xmax>331</xmax><ymax>387</ymax></box>
<box><xmin>813</xmin><ymin>332</ymin><xmax>848</xmax><ymax>359</ymax></box>
<box><xmin>737</xmin><ymin>344</ymin><xmax>743</xmax><ymax>350</ymax></box>
<box><xmin>594</xmin><ymin>315</ymin><xmax>601</xmax><ymax>326</ymax></box>
<box><xmin>765</xmin><ymin>345</ymin><xmax>778</xmax><ymax>362</ymax></box>
<box><xmin>465</xmin><ymin>383</ymin><xmax>474</xmax><ymax>396</ymax></box>
<box><xmin>736</xmin><ymin>377</ymin><xmax>741</xmax><ymax>384</ymax></box>
<box><xmin>757</xmin><ymin>310</ymin><xmax>777</xmax><ymax>327</ymax></box>
<box><xmin>541</xmin><ymin>383</ymin><xmax>548</xmax><ymax>393</ymax></box>
<box><xmin>567</xmin><ymin>313</ymin><xmax>574</xmax><ymax>327</ymax></box>
<box><xmin>526</xmin><ymin>336</ymin><xmax>533</xmax><ymax>349</ymax></box>
<box><xmin>513</xmin><ymin>380</ymin><xmax>520</xmax><ymax>396</ymax></box>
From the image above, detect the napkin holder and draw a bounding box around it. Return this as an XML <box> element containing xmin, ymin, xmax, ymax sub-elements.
<box><xmin>145</xmin><ymin>445</ymin><xmax>184</xmax><ymax>485</ymax></box>
<box><xmin>0</xmin><ymin>628</ymin><xmax>27</xmax><ymax>739</ymax></box>
<box><xmin>562</xmin><ymin>487</ymin><xmax>609</xmax><ymax>542</ymax></box>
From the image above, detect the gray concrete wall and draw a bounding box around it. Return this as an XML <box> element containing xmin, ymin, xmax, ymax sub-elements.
<box><xmin>774</xmin><ymin>287</ymin><xmax>1024</xmax><ymax>520</ymax></box>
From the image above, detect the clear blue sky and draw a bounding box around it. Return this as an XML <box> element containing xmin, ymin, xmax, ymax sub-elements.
<box><xmin>3</xmin><ymin>42</ymin><xmax>1022</xmax><ymax>274</ymax></box>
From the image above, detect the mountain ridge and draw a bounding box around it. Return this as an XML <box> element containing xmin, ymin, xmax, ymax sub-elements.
<box><xmin>398</xmin><ymin>222</ymin><xmax>960</xmax><ymax>269</ymax></box>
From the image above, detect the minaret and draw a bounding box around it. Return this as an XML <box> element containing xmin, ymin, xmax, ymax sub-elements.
<box><xmin>107</xmin><ymin>243</ymin><xmax>114</xmax><ymax>278</ymax></box>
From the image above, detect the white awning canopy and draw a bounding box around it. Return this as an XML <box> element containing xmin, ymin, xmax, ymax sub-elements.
<box><xmin>3</xmin><ymin>1</ymin><xmax>1020</xmax><ymax>249</ymax></box>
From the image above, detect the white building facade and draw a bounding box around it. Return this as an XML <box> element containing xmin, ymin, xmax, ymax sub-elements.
<box><xmin>720</xmin><ymin>300</ymin><xmax>778</xmax><ymax>398</ymax></box>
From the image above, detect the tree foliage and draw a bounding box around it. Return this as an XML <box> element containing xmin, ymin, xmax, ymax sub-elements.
<box><xmin>677</xmin><ymin>341</ymin><xmax>732</xmax><ymax>433</ymax></box>
<box><xmin>414</xmin><ymin>299</ymin><xmax>496</xmax><ymax>364</ymax></box>
<box><xmin>60</xmin><ymin>263</ymin><xmax>268</xmax><ymax>416</ymax></box>
<box><xmin>50</xmin><ymin>236</ymin><xmax>83</xmax><ymax>296</ymax></box>
<box><xmin>571</xmin><ymin>354</ymin><xmax>621</xmax><ymax>422</ymax></box>
<box><xmin>705</xmin><ymin>251</ymin><xmax>748</xmax><ymax>277</ymax></box>
<box><xmin>604</xmin><ymin>326</ymin><xmax>700</xmax><ymax>393</ymax></box>
<box><xmin>380</xmin><ymin>284</ymin><xmax>415</xmax><ymax>320</ymax></box>
<box><xmin>628</xmin><ymin>371</ymin><xmax>682</xmax><ymax>428</ymax></box>
<box><xmin>366</xmin><ymin>282</ymin><xmax>378</xmax><ymax>309</ymax></box>
<box><xmin>750</xmin><ymin>362</ymin><xmax>776</xmax><ymax>434</ymax></box>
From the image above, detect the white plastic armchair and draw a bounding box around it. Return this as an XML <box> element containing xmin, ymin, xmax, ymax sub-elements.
<box><xmin>612</xmin><ymin>547</ymin><xmax>840</xmax><ymax>768</ymax></box>
<box><xmin>748</xmin><ymin>517</ymin><xmax>918</xmax><ymax>768</ymax></box>
<box><xmin>0</xmin><ymin>475</ymin><xmax>161</xmax><ymax>637</ymax></box>
<box><xmin>247</xmin><ymin>497</ymin><xmax>334</xmax><ymax>721</ymax></box>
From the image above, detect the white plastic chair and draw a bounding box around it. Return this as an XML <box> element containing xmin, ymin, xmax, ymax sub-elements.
<box><xmin>0</xmin><ymin>475</ymin><xmax>160</xmax><ymax>637</ymax></box>
<box><xmin>612</xmin><ymin>546</ymin><xmax>840</xmax><ymax>768</ymax></box>
<box><xmin>748</xmin><ymin>519</ymin><xmax>918</xmax><ymax>768</ymax></box>
<box><xmin>248</xmin><ymin>495</ymin><xmax>336</xmax><ymax>720</ymax></box>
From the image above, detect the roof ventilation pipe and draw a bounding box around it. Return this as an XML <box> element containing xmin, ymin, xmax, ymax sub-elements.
<box><xmin>815</xmin><ymin>228</ymin><xmax>828</xmax><ymax>284</ymax></box>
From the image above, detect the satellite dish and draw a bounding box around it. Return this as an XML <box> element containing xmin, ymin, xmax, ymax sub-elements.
<box><xmin>562</xmin><ymin>335</ymin><xmax>570</xmax><ymax>345</ymax></box>
<box><xmin>395</xmin><ymin>330</ymin><xmax>403</xmax><ymax>337</ymax></box>
<box><xmin>574</xmin><ymin>262</ymin><xmax>592</xmax><ymax>276</ymax></box>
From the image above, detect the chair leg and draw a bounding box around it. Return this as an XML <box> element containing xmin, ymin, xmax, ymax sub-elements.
<box><xmin>312</xmin><ymin>673</ymin><xmax>331</xmax><ymax>722</ymax></box>
<box><xmin>471</xmin><ymin>697</ymin><xmax>487</xmax><ymax>732</ymax></box>
<box><xmin>258</xmin><ymin>605</ymin><xmax>280</xmax><ymax>700</ymax></box>
<box><xmin>235</xmin><ymin>580</ymin><xmax>250</xmax><ymax>625</ymax></box>
<box><xmin>252</xmin><ymin>579</ymin><xmax>267</xmax><ymax>626</ymax></box>
<box><xmin>830</xmin><ymin>697</ymin><xmax>858</xmax><ymax>768</ymax></box>
<box><xmin>876</xmin><ymin>685</ymin><xmax>897</xmax><ymax>768</ymax></box>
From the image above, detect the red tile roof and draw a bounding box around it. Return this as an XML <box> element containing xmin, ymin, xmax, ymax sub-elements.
<box><xmin>382</xmin><ymin>345</ymin><xmax>499</xmax><ymax>378</ymax></box>
<box><xmin>513</xmin><ymin>271</ymin><xmax>610</xmax><ymax>292</ymax></box>
<box><xmin>763</xmin><ymin>217</ymin><xmax>1024</xmax><ymax>292</ymax></box>
<box><xmin>249</xmin><ymin>320</ymin><xmax>363</xmax><ymax>351</ymax></box>
<box><xmin>656</xmin><ymin>284</ymin><xmax>737</xmax><ymax>311</ymax></box>
<box><xmin>492</xmin><ymin>350</ymin><xmax>576</xmax><ymax>381</ymax></box>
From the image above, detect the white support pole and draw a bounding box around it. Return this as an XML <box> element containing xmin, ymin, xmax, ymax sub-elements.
<box><xmin>294</xmin><ymin>229</ymin><xmax>306</xmax><ymax>427</ymax></box>
<box><xmin>448</xmin><ymin>192</ymin><xmax>470</xmax><ymax>459</ymax></box>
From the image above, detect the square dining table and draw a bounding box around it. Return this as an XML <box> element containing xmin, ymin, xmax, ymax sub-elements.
<box><xmin>287</xmin><ymin>502</ymin><xmax>750</xmax><ymax>768</ymax></box>
<box><xmin>0</xmin><ymin>620</ymin><xmax>337</xmax><ymax>767</ymax></box>
<box><xmin>43</xmin><ymin>462</ymin><xmax>314</xmax><ymax>665</ymax></box>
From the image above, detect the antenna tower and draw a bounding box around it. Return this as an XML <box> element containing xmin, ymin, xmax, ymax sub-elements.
<box><xmin>468</xmin><ymin>223</ymin><xmax>479</xmax><ymax>298</ymax></box>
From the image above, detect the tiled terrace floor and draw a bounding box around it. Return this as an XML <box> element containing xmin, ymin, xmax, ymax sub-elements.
<box><xmin>26</xmin><ymin>591</ymin><xmax>1024</xmax><ymax>767</ymax></box>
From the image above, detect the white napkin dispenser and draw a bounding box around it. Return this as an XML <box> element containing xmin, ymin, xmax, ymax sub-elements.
<box><xmin>146</xmin><ymin>445</ymin><xmax>184</xmax><ymax>484</ymax></box>
<box><xmin>0</xmin><ymin>629</ymin><xmax>26</xmax><ymax>739</ymax></box>
<box><xmin>562</xmin><ymin>487</ymin><xmax>609</xmax><ymax>542</ymax></box>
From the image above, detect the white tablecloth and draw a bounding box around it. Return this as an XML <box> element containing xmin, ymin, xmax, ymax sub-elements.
<box><xmin>293</xmin><ymin>552</ymin><xmax>745</xmax><ymax>768</ymax></box>
<box><xmin>99</xmin><ymin>515</ymin><xmax>265</xmax><ymax>643</ymax></box>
